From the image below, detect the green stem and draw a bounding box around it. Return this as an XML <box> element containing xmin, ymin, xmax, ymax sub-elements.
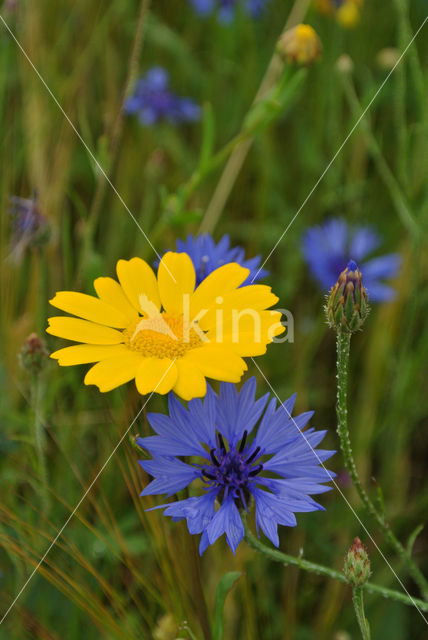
<box><xmin>336</xmin><ymin>332</ymin><xmax>428</xmax><ymax>600</ymax></box>
<box><xmin>392</xmin><ymin>0</ymin><xmax>427</xmax><ymax>123</ymax></box>
<box><xmin>78</xmin><ymin>0</ymin><xmax>151</xmax><ymax>282</ymax></box>
<box><xmin>199</xmin><ymin>0</ymin><xmax>311</xmax><ymax>234</ymax></box>
<box><xmin>340</xmin><ymin>75</ymin><xmax>419</xmax><ymax>238</ymax></box>
<box><xmin>30</xmin><ymin>376</ymin><xmax>50</xmax><ymax>514</ymax></box>
<box><xmin>188</xmin><ymin>521</ymin><xmax>213</xmax><ymax>640</ymax></box>
<box><xmin>243</xmin><ymin>521</ymin><xmax>428</xmax><ymax>612</ymax></box>
<box><xmin>352</xmin><ymin>587</ymin><xmax>371</xmax><ymax>640</ymax></box>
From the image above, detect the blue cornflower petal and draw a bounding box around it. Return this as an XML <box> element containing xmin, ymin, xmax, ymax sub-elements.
<box><xmin>190</xmin><ymin>0</ymin><xmax>269</xmax><ymax>21</ymax></box>
<box><xmin>187</xmin><ymin>386</ymin><xmax>218</xmax><ymax>449</ymax></box>
<box><xmin>206</xmin><ymin>496</ymin><xmax>245</xmax><ymax>554</ymax></box>
<box><xmin>162</xmin><ymin>492</ymin><xmax>218</xmax><ymax>534</ymax></box>
<box><xmin>253</xmin><ymin>488</ymin><xmax>297</xmax><ymax>547</ymax></box>
<box><xmin>302</xmin><ymin>217</ymin><xmax>401</xmax><ymax>302</ymax></box>
<box><xmin>145</xmin><ymin>67</ymin><xmax>169</xmax><ymax>90</ymax></box>
<box><xmin>139</xmin><ymin>458</ymin><xmax>198</xmax><ymax>496</ymax></box>
<box><xmin>138</xmin><ymin>379</ymin><xmax>335</xmax><ymax>553</ymax></box>
<box><xmin>138</xmin><ymin>107</ymin><xmax>158</xmax><ymax>126</ymax></box>
<box><xmin>125</xmin><ymin>67</ymin><xmax>200</xmax><ymax>126</ymax></box>
<box><xmin>361</xmin><ymin>254</ymin><xmax>401</xmax><ymax>281</ymax></box>
<box><xmin>217</xmin><ymin>379</ymin><xmax>269</xmax><ymax>446</ymax></box>
<box><xmin>163</xmin><ymin>233</ymin><xmax>268</xmax><ymax>286</ymax></box>
<box><xmin>349</xmin><ymin>227</ymin><xmax>380</xmax><ymax>261</ymax></box>
<box><xmin>190</xmin><ymin>0</ymin><xmax>215</xmax><ymax>15</ymax></box>
<box><xmin>363</xmin><ymin>281</ymin><xmax>397</xmax><ymax>303</ymax></box>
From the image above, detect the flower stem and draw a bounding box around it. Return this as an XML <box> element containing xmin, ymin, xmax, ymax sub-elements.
<box><xmin>243</xmin><ymin>520</ymin><xmax>428</xmax><ymax>612</ymax></box>
<box><xmin>199</xmin><ymin>0</ymin><xmax>311</xmax><ymax>234</ymax></box>
<box><xmin>30</xmin><ymin>375</ymin><xmax>50</xmax><ymax>514</ymax></box>
<box><xmin>188</xmin><ymin>529</ymin><xmax>213</xmax><ymax>640</ymax></box>
<box><xmin>352</xmin><ymin>587</ymin><xmax>371</xmax><ymax>640</ymax></box>
<box><xmin>336</xmin><ymin>331</ymin><xmax>428</xmax><ymax>600</ymax></box>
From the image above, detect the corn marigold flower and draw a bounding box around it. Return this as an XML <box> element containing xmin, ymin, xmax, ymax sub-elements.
<box><xmin>302</xmin><ymin>218</ymin><xmax>401</xmax><ymax>302</ymax></box>
<box><xmin>190</xmin><ymin>0</ymin><xmax>268</xmax><ymax>23</ymax></box>
<box><xmin>277</xmin><ymin>24</ymin><xmax>322</xmax><ymax>66</ymax></box>
<box><xmin>124</xmin><ymin>67</ymin><xmax>200</xmax><ymax>126</ymax></box>
<box><xmin>47</xmin><ymin>253</ymin><xmax>284</xmax><ymax>400</ymax></box>
<box><xmin>138</xmin><ymin>378</ymin><xmax>335</xmax><ymax>554</ymax></box>
<box><xmin>163</xmin><ymin>233</ymin><xmax>268</xmax><ymax>286</ymax></box>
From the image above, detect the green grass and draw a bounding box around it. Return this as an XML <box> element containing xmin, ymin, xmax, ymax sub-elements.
<box><xmin>0</xmin><ymin>0</ymin><xmax>427</xmax><ymax>638</ymax></box>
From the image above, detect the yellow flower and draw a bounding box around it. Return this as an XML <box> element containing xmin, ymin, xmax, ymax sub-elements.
<box><xmin>47</xmin><ymin>252</ymin><xmax>284</xmax><ymax>401</ymax></box>
<box><xmin>277</xmin><ymin>24</ymin><xmax>322</xmax><ymax>66</ymax></box>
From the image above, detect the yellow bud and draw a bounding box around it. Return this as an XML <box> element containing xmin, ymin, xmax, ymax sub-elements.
<box><xmin>277</xmin><ymin>24</ymin><xmax>322</xmax><ymax>66</ymax></box>
<box><xmin>336</xmin><ymin>1</ymin><xmax>361</xmax><ymax>28</ymax></box>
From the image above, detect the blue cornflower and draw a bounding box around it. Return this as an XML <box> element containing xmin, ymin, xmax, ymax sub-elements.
<box><xmin>190</xmin><ymin>0</ymin><xmax>268</xmax><ymax>23</ymax></box>
<box><xmin>137</xmin><ymin>378</ymin><xmax>335</xmax><ymax>554</ymax></box>
<box><xmin>302</xmin><ymin>218</ymin><xmax>401</xmax><ymax>302</ymax></box>
<box><xmin>8</xmin><ymin>193</ymin><xmax>50</xmax><ymax>260</ymax></box>
<box><xmin>166</xmin><ymin>233</ymin><xmax>268</xmax><ymax>286</ymax></box>
<box><xmin>124</xmin><ymin>67</ymin><xmax>201</xmax><ymax>126</ymax></box>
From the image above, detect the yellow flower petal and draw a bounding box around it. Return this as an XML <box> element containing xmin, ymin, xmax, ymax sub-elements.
<box><xmin>173</xmin><ymin>359</ymin><xmax>207</xmax><ymax>400</ymax></box>
<box><xmin>157</xmin><ymin>252</ymin><xmax>196</xmax><ymax>315</ymax></box>
<box><xmin>206</xmin><ymin>310</ymin><xmax>285</xmax><ymax>354</ymax></box>
<box><xmin>116</xmin><ymin>258</ymin><xmax>160</xmax><ymax>313</ymax></box>
<box><xmin>47</xmin><ymin>317</ymin><xmax>124</xmax><ymax>344</ymax></box>
<box><xmin>199</xmin><ymin>285</ymin><xmax>279</xmax><ymax>331</ymax></box>
<box><xmin>94</xmin><ymin>277</ymin><xmax>139</xmax><ymax>323</ymax></box>
<box><xmin>190</xmin><ymin>263</ymin><xmax>250</xmax><ymax>318</ymax></box>
<box><xmin>84</xmin><ymin>352</ymin><xmax>144</xmax><ymax>392</ymax></box>
<box><xmin>51</xmin><ymin>344</ymin><xmax>130</xmax><ymax>366</ymax></box>
<box><xmin>183</xmin><ymin>345</ymin><xmax>247</xmax><ymax>382</ymax></box>
<box><xmin>135</xmin><ymin>357</ymin><xmax>178</xmax><ymax>395</ymax></box>
<box><xmin>49</xmin><ymin>291</ymin><xmax>129</xmax><ymax>328</ymax></box>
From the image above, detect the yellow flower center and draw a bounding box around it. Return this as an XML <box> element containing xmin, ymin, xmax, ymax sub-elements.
<box><xmin>122</xmin><ymin>313</ymin><xmax>203</xmax><ymax>358</ymax></box>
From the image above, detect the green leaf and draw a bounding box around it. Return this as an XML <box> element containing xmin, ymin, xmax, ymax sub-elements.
<box><xmin>213</xmin><ymin>571</ymin><xmax>241</xmax><ymax>640</ymax></box>
<box><xmin>406</xmin><ymin>524</ymin><xmax>424</xmax><ymax>556</ymax></box>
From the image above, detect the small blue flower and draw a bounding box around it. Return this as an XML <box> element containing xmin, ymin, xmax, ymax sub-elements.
<box><xmin>163</xmin><ymin>233</ymin><xmax>268</xmax><ymax>286</ymax></box>
<box><xmin>190</xmin><ymin>0</ymin><xmax>268</xmax><ymax>23</ymax></box>
<box><xmin>137</xmin><ymin>378</ymin><xmax>335</xmax><ymax>554</ymax></box>
<box><xmin>302</xmin><ymin>218</ymin><xmax>401</xmax><ymax>302</ymax></box>
<box><xmin>8</xmin><ymin>193</ymin><xmax>50</xmax><ymax>260</ymax></box>
<box><xmin>124</xmin><ymin>67</ymin><xmax>201</xmax><ymax>126</ymax></box>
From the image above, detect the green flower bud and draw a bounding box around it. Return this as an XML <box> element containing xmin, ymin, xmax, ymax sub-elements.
<box><xmin>18</xmin><ymin>333</ymin><xmax>49</xmax><ymax>376</ymax></box>
<box><xmin>326</xmin><ymin>260</ymin><xmax>369</xmax><ymax>333</ymax></box>
<box><xmin>344</xmin><ymin>537</ymin><xmax>371</xmax><ymax>586</ymax></box>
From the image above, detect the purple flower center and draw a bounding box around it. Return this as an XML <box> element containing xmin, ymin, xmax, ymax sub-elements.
<box><xmin>201</xmin><ymin>431</ymin><xmax>263</xmax><ymax>507</ymax></box>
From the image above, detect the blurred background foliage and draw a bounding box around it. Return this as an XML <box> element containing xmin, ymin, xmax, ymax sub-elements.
<box><xmin>0</xmin><ymin>0</ymin><xmax>427</xmax><ymax>638</ymax></box>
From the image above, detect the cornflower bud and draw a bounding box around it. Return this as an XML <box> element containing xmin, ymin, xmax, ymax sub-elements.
<box><xmin>277</xmin><ymin>24</ymin><xmax>322</xmax><ymax>66</ymax></box>
<box><xmin>326</xmin><ymin>260</ymin><xmax>369</xmax><ymax>333</ymax></box>
<box><xmin>344</xmin><ymin>537</ymin><xmax>371</xmax><ymax>586</ymax></box>
<box><xmin>19</xmin><ymin>333</ymin><xmax>49</xmax><ymax>376</ymax></box>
